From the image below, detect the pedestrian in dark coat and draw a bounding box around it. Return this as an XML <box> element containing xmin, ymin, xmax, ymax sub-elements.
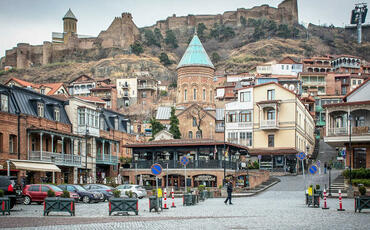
<box><xmin>224</xmin><ymin>181</ymin><xmax>233</xmax><ymax>205</ymax></box>
<box><xmin>324</xmin><ymin>162</ymin><xmax>327</xmax><ymax>174</ymax></box>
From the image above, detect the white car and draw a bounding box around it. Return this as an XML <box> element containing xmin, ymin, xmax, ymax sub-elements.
<box><xmin>116</xmin><ymin>185</ymin><xmax>147</xmax><ymax>199</ymax></box>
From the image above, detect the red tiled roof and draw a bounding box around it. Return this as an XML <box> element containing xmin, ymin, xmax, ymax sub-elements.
<box><xmin>248</xmin><ymin>148</ymin><xmax>298</xmax><ymax>155</ymax></box>
<box><xmin>5</xmin><ymin>77</ymin><xmax>39</xmax><ymax>88</ymax></box>
<box><xmin>278</xmin><ymin>57</ymin><xmax>300</xmax><ymax>64</ymax></box>
<box><xmin>42</xmin><ymin>83</ymin><xmax>67</xmax><ymax>95</ymax></box>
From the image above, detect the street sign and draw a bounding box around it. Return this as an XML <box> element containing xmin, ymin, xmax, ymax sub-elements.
<box><xmin>296</xmin><ymin>152</ymin><xmax>306</xmax><ymax>160</ymax></box>
<box><xmin>341</xmin><ymin>149</ymin><xmax>346</xmax><ymax>157</ymax></box>
<box><xmin>151</xmin><ymin>164</ymin><xmax>163</xmax><ymax>176</ymax></box>
<box><xmin>309</xmin><ymin>165</ymin><xmax>318</xmax><ymax>175</ymax></box>
<box><xmin>180</xmin><ymin>156</ymin><xmax>189</xmax><ymax>166</ymax></box>
<box><xmin>258</xmin><ymin>155</ymin><xmax>262</xmax><ymax>160</ymax></box>
<box><xmin>317</xmin><ymin>160</ymin><xmax>321</xmax><ymax>167</ymax></box>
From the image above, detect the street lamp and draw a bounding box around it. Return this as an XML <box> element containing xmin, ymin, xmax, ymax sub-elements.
<box><xmin>85</xmin><ymin>126</ymin><xmax>89</xmax><ymax>184</ymax></box>
<box><xmin>348</xmin><ymin>113</ymin><xmax>352</xmax><ymax>184</ymax></box>
<box><xmin>235</xmin><ymin>151</ymin><xmax>240</xmax><ymax>184</ymax></box>
<box><xmin>246</xmin><ymin>153</ymin><xmax>250</xmax><ymax>188</ymax></box>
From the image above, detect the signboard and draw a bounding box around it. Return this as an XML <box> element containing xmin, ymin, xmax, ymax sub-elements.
<box><xmin>341</xmin><ymin>149</ymin><xmax>346</xmax><ymax>157</ymax></box>
<box><xmin>180</xmin><ymin>156</ymin><xmax>189</xmax><ymax>166</ymax></box>
<box><xmin>194</xmin><ymin>175</ymin><xmax>216</xmax><ymax>181</ymax></box>
<box><xmin>151</xmin><ymin>164</ymin><xmax>162</xmax><ymax>176</ymax></box>
<box><xmin>309</xmin><ymin>165</ymin><xmax>318</xmax><ymax>175</ymax></box>
<box><xmin>296</xmin><ymin>152</ymin><xmax>306</xmax><ymax>160</ymax></box>
<box><xmin>317</xmin><ymin>160</ymin><xmax>321</xmax><ymax>167</ymax></box>
<box><xmin>258</xmin><ymin>155</ymin><xmax>262</xmax><ymax>160</ymax></box>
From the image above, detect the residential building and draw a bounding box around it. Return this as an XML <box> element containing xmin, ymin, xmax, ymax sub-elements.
<box><xmin>68</xmin><ymin>75</ymin><xmax>96</xmax><ymax>96</ymax></box>
<box><xmin>5</xmin><ymin>77</ymin><xmax>69</xmax><ymax>96</ymax></box>
<box><xmin>257</xmin><ymin>57</ymin><xmax>302</xmax><ymax>76</ymax></box>
<box><xmin>323</xmin><ymin>79</ymin><xmax>370</xmax><ymax>169</ymax></box>
<box><xmin>137</xmin><ymin>77</ymin><xmax>158</xmax><ymax>106</ymax></box>
<box><xmin>0</xmin><ymin>84</ymin><xmax>82</xmax><ymax>184</ymax></box>
<box><xmin>116</xmin><ymin>77</ymin><xmax>138</xmax><ymax>107</ymax></box>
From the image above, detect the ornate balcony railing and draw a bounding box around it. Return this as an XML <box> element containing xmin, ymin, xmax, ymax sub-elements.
<box><xmin>96</xmin><ymin>154</ymin><xmax>119</xmax><ymax>165</ymax></box>
<box><xmin>260</xmin><ymin>120</ymin><xmax>279</xmax><ymax>129</ymax></box>
<box><xmin>131</xmin><ymin>160</ymin><xmax>236</xmax><ymax>170</ymax></box>
<box><xmin>29</xmin><ymin>151</ymin><xmax>81</xmax><ymax>167</ymax></box>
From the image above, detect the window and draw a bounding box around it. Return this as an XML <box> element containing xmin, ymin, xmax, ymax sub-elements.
<box><xmin>78</xmin><ymin>141</ymin><xmax>81</xmax><ymax>154</ymax></box>
<box><xmin>227</xmin><ymin>112</ymin><xmax>237</xmax><ymax>123</ymax></box>
<box><xmin>0</xmin><ymin>133</ymin><xmax>3</xmax><ymax>152</ymax></box>
<box><xmin>355</xmin><ymin>116</ymin><xmax>365</xmax><ymax>127</ymax></box>
<box><xmin>114</xmin><ymin>118</ymin><xmax>119</xmax><ymax>130</ymax></box>
<box><xmin>41</xmin><ymin>186</ymin><xmax>50</xmax><ymax>192</ymax></box>
<box><xmin>188</xmin><ymin>131</ymin><xmax>193</xmax><ymax>139</ymax></box>
<box><xmin>268</xmin><ymin>135</ymin><xmax>274</xmax><ymax>147</ymax></box>
<box><xmin>86</xmin><ymin>143</ymin><xmax>91</xmax><ymax>156</ymax></box>
<box><xmin>184</xmin><ymin>89</ymin><xmax>187</xmax><ymax>101</ymax></box>
<box><xmin>29</xmin><ymin>185</ymin><xmax>40</xmax><ymax>192</ymax></box>
<box><xmin>192</xmin><ymin>117</ymin><xmax>197</xmax><ymax>127</ymax></box>
<box><xmin>40</xmin><ymin>89</ymin><xmax>45</xmax><ymax>95</ymax></box>
<box><xmin>267</xmin><ymin>110</ymin><xmax>275</xmax><ymax>120</ymax></box>
<box><xmin>37</xmin><ymin>102</ymin><xmax>44</xmax><ymax>117</ymax></box>
<box><xmin>240</xmin><ymin>111</ymin><xmax>251</xmax><ymax>122</ymax></box>
<box><xmin>227</xmin><ymin>132</ymin><xmax>237</xmax><ymax>143</ymax></box>
<box><xmin>203</xmin><ymin>89</ymin><xmax>206</xmax><ymax>100</ymax></box>
<box><xmin>246</xmin><ymin>132</ymin><xmax>252</xmax><ymax>146</ymax></box>
<box><xmin>352</xmin><ymin>80</ymin><xmax>356</xmax><ymax>85</ymax></box>
<box><xmin>210</xmin><ymin>90</ymin><xmax>212</xmax><ymax>101</ymax></box>
<box><xmin>1</xmin><ymin>94</ymin><xmax>9</xmax><ymax>112</ymax></box>
<box><xmin>358</xmin><ymin>80</ymin><xmax>361</xmax><ymax>85</ymax></box>
<box><xmin>54</xmin><ymin>107</ymin><xmax>60</xmax><ymax>122</ymax></box>
<box><xmin>267</xmin><ymin>89</ymin><xmax>275</xmax><ymax>100</ymax></box>
<box><xmin>240</xmin><ymin>92</ymin><xmax>251</xmax><ymax>102</ymax></box>
<box><xmin>78</xmin><ymin>108</ymin><xmax>85</xmax><ymax>125</ymax></box>
<box><xmin>281</xmin><ymin>65</ymin><xmax>284</xmax><ymax>70</ymax></box>
<box><xmin>193</xmin><ymin>88</ymin><xmax>197</xmax><ymax>100</ymax></box>
<box><xmin>142</xmin><ymin>92</ymin><xmax>147</xmax><ymax>98</ymax></box>
<box><xmin>9</xmin><ymin>135</ymin><xmax>16</xmax><ymax>153</ymax></box>
<box><xmin>100</xmin><ymin>117</ymin><xmax>105</xmax><ymax>130</ymax></box>
<box><xmin>196</xmin><ymin>131</ymin><xmax>201</xmax><ymax>139</ymax></box>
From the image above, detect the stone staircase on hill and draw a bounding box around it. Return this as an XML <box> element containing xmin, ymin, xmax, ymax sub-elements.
<box><xmin>328</xmin><ymin>174</ymin><xmax>347</xmax><ymax>198</ymax></box>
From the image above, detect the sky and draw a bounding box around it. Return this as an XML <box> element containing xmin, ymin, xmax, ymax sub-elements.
<box><xmin>0</xmin><ymin>0</ymin><xmax>369</xmax><ymax>58</ymax></box>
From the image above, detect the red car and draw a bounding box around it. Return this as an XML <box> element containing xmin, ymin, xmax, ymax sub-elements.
<box><xmin>22</xmin><ymin>184</ymin><xmax>73</xmax><ymax>205</ymax></box>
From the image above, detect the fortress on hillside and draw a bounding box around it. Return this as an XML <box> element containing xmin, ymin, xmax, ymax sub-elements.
<box><xmin>0</xmin><ymin>0</ymin><xmax>297</xmax><ymax>70</ymax></box>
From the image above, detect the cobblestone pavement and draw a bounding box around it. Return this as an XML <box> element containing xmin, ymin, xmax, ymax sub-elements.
<box><xmin>1</xmin><ymin>171</ymin><xmax>369</xmax><ymax>229</ymax></box>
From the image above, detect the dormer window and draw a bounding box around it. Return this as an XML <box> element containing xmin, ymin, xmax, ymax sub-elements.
<box><xmin>37</xmin><ymin>102</ymin><xmax>44</xmax><ymax>117</ymax></box>
<box><xmin>40</xmin><ymin>88</ymin><xmax>45</xmax><ymax>95</ymax></box>
<box><xmin>0</xmin><ymin>94</ymin><xmax>8</xmax><ymax>112</ymax></box>
<box><xmin>100</xmin><ymin>117</ymin><xmax>105</xmax><ymax>130</ymax></box>
<box><xmin>114</xmin><ymin>118</ymin><xmax>119</xmax><ymax>130</ymax></box>
<box><xmin>54</xmin><ymin>107</ymin><xmax>60</xmax><ymax>122</ymax></box>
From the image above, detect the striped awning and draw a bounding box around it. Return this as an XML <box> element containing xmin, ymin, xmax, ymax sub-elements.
<box><xmin>9</xmin><ymin>160</ymin><xmax>61</xmax><ymax>172</ymax></box>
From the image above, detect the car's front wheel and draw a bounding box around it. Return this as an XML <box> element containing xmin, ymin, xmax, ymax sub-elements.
<box><xmin>23</xmin><ymin>196</ymin><xmax>31</xmax><ymax>205</ymax></box>
<box><xmin>82</xmin><ymin>195</ymin><xmax>91</xmax><ymax>203</ymax></box>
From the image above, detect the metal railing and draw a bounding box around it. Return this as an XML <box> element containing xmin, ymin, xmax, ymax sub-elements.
<box><xmin>29</xmin><ymin>151</ymin><xmax>82</xmax><ymax>167</ymax></box>
<box><xmin>96</xmin><ymin>154</ymin><xmax>119</xmax><ymax>165</ymax></box>
<box><xmin>132</xmin><ymin>160</ymin><xmax>236</xmax><ymax>170</ymax></box>
<box><xmin>327</xmin><ymin>126</ymin><xmax>370</xmax><ymax>136</ymax></box>
<box><xmin>260</xmin><ymin>120</ymin><xmax>278</xmax><ymax>129</ymax></box>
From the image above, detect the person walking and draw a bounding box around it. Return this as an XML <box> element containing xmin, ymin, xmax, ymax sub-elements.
<box><xmin>324</xmin><ymin>162</ymin><xmax>327</xmax><ymax>174</ymax></box>
<box><xmin>224</xmin><ymin>181</ymin><xmax>233</xmax><ymax>205</ymax></box>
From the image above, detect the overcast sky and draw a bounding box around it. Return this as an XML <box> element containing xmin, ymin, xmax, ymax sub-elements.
<box><xmin>0</xmin><ymin>0</ymin><xmax>368</xmax><ymax>58</ymax></box>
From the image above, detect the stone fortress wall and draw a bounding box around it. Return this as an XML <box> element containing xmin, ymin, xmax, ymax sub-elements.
<box><xmin>0</xmin><ymin>0</ymin><xmax>297</xmax><ymax>70</ymax></box>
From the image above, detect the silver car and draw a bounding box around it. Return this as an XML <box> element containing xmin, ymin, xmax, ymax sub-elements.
<box><xmin>116</xmin><ymin>185</ymin><xmax>147</xmax><ymax>199</ymax></box>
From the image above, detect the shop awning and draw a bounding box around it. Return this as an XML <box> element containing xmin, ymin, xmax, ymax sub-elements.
<box><xmin>9</xmin><ymin>160</ymin><xmax>61</xmax><ymax>172</ymax></box>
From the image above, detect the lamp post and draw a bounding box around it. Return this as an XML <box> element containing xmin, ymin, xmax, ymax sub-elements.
<box><xmin>235</xmin><ymin>151</ymin><xmax>240</xmax><ymax>185</ymax></box>
<box><xmin>85</xmin><ymin>126</ymin><xmax>89</xmax><ymax>184</ymax></box>
<box><xmin>348</xmin><ymin>113</ymin><xmax>352</xmax><ymax>184</ymax></box>
<box><xmin>246</xmin><ymin>153</ymin><xmax>250</xmax><ymax>188</ymax></box>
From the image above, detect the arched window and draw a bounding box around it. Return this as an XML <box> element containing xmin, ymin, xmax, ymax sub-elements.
<box><xmin>184</xmin><ymin>89</ymin><xmax>187</xmax><ymax>101</ymax></box>
<box><xmin>202</xmin><ymin>89</ymin><xmax>206</xmax><ymax>100</ymax></box>
<box><xmin>210</xmin><ymin>90</ymin><xmax>213</xmax><ymax>101</ymax></box>
<box><xmin>192</xmin><ymin>117</ymin><xmax>197</xmax><ymax>127</ymax></box>
<box><xmin>193</xmin><ymin>88</ymin><xmax>197</xmax><ymax>100</ymax></box>
<box><xmin>188</xmin><ymin>131</ymin><xmax>193</xmax><ymax>139</ymax></box>
<box><xmin>196</xmin><ymin>131</ymin><xmax>202</xmax><ymax>139</ymax></box>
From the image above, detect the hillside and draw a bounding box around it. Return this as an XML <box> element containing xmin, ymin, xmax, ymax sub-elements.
<box><xmin>0</xmin><ymin>22</ymin><xmax>369</xmax><ymax>84</ymax></box>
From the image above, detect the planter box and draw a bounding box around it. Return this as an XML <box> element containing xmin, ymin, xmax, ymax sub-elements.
<box><xmin>0</xmin><ymin>197</ymin><xmax>10</xmax><ymax>215</ymax></box>
<box><xmin>355</xmin><ymin>196</ymin><xmax>370</xmax><ymax>213</ymax></box>
<box><xmin>109</xmin><ymin>198</ymin><xmax>138</xmax><ymax>216</ymax></box>
<box><xmin>44</xmin><ymin>197</ymin><xmax>75</xmax><ymax>216</ymax></box>
<box><xmin>192</xmin><ymin>194</ymin><xmax>199</xmax><ymax>204</ymax></box>
<box><xmin>183</xmin><ymin>194</ymin><xmax>193</xmax><ymax>206</ymax></box>
<box><xmin>200</xmin><ymin>191</ymin><xmax>207</xmax><ymax>201</ymax></box>
<box><xmin>149</xmin><ymin>196</ymin><xmax>162</xmax><ymax>212</ymax></box>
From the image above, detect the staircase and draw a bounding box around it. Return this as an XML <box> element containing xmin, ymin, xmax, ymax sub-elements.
<box><xmin>328</xmin><ymin>174</ymin><xmax>347</xmax><ymax>198</ymax></box>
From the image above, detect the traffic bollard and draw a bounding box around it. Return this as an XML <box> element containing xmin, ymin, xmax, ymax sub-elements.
<box><xmin>171</xmin><ymin>188</ymin><xmax>176</xmax><ymax>208</ymax></box>
<box><xmin>322</xmin><ymin>189</ymin><xmax>329</xmax><ymax>209</ymax></box>
<box><xmin>163</xmin><ymin>188</ymin><xmax>168</xmax><ymax>209</ymax></box>
<box><xmin>337</xmin><ymin>189</ymin><xmax>345</xmax><ymax>211</ymax></box>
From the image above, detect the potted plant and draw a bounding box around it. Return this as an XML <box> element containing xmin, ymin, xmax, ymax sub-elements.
<box><xmin>359</xmin><ymin>186</ymin><xmax>366</xmax><ymax>196</ymax></box>
<box><xmin>0</xmin><ymin>189</ymin><xmax>10</xmax><ymax>215</ymax></box>
<box><xmin>183</xmin><ymin>187</ymin><xmax>193</xmax><ymax>206</ymax></box>
<box><xmin>44</xmin><ymin>190</ymin><xmax>75</xmax><ymax>216</ymax></box>
<box><xmin>149</xmin><ymin>189</ymin><xmax>162</xmax><ymax>212</ymax></box>
<box><xmin>198</xmin><ymin>185</ymin><xmax>206</xmax><ymax>201</ymax></box>
<box><xmin>109</xmin><ymin>189</ymin><xmax>138</xmax><ymax>215</ymax></box>
<box><xmin>355</xmin><ymin>186</ymin><xmax>370</xmax><ymax>212</ymax></box>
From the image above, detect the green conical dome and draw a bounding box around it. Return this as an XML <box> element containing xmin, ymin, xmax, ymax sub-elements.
<box><xmin>177</xmin><ymin>35</ymin><xmax>214</xmax><ymax>69</ymax></box>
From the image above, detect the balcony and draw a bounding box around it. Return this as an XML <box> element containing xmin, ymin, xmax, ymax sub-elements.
<box><xmin>96</xmin><ymin>154</ymin><xmax>119</xmax><ymax>165</ymax></box>
<box><xmin>77</xmin><ymin>125</ymin><xmax>99</xmax><ymax>137</ymax></box>
<box><xmin>238</xmin><ymin>122</ymin><xmax>253</xmax><ymax>128</ymax></box>
<box><xmin>29</xmin><ymin>151</ymin><xmax>81</xmax><ymax>167</ymax></box>
<box><xmin>137</xmin><ymin>85</ymin><xmax>156</xmax><ymax>90</ymax></box>
<box><xmin>132</xmin><ymin>160</ymin><xmax>236</xmax><ymax>170</ymax></box>
<box><xmin>260</xmin><ymin>120</ymin><xmax>279</xmax><ymax>130</ymax></box>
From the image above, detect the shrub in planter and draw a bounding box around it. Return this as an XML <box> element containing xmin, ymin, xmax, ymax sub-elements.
<box><xmin>187</xmin><ymin>187</ymin><xmax>191</xmax><ymax>194</ymax></box>
<box><xmin>125</xmin><ymin>190</ymin><xmax>134</xmax><ymax>198</ymax></box>
<box><xmin>359</xmin><ymin>186</ymin><xmax>366</xmax><ymax>196</ymax></box>
<box><xmin>0</xmin><ymin>189</ymin><xmax>4</xmax><ymax>197</ymax></box>
<box><xmin>198</xmin><ymin>185</ymin><xmax>206</xmax><ymax>192</ymax></box>
<box><xmin>109</xmin><ymin>189</ymin><xmax>138</xmax><ymax>215</ymax></box>
<box><xmin>61</xmin><ymin>191</ymin><xmax>70</xmax><ymax>198</ymax></box>
<box><xmin>315</xmin><ymin>185</ymin><xmax>320</xmax><ymax>190</ymax></box>
<box><xmin>113</xmin><ymin>190</ymin><xmax>121</xmax><ymax>198</ymax></box>
<box><xmin>47</xmin><ymin>190</ymin><xmax>56</xmax><ymax>197</ymax></box>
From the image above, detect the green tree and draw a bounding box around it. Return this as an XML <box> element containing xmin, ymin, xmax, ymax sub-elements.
<box><xmin>150</xmin><ymin>117</ymin><xmax>165</xmax><ymax>139</ymax></box>
<box><xmin>211</xmin><ymin>52</ymin><xmax>221</xmax><ymax>63</ymax></box>
<box><xmin>197</xmin><ymin>23</ymin><xmax>207</xmax><ymax>42</ymax></box>
<box><xmin>165</xmin><ymin>30</ymin><xmax>178</xmax><ymax>48</ymax></box>
<box><xmin>159</xmin><ymin>52</ymin><xmax>172</xmax><ymax>65</ymax></box>
<box><xmin>154</xmin><ymin>28</ymin><xmax>163</xmax><ymax>41</ymax></box>
<box><xmin>210</xmin><ymin>24</ymin><xmax>235</xmax><ymax>41</ymax></box>
<box><xmin>169</xmin><ymin>107</ymin><xmax>181</xmax><ymax>139</ymax></box>
<box><xmin>240</xmin><ymin>16</ymin><xmax>247</xmax><ymax>27</ymax></box>
<box><xmin>144</xmin><ymin>29</ymin><xmax>160</xmax><ymax>47</ymax></box>
<box><xmin>276</xmin><ymin>24</ymin><xmax>291</xmax><ymax>38</ymax></box>
<box><xmin>130</xmin><ymin>41</ymin><xmax>143</xmax><ymax>55</ymax></box>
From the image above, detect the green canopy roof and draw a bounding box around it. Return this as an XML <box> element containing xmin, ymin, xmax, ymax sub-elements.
<box><xmin>63</xmin><ymin>9</ymin><xmax>77</xmax><ymax>21</ymax></box>
<box><xmin>177</xmin><ymin>35</ymin><xmax>214</xmax><ymax>69</ymax></box>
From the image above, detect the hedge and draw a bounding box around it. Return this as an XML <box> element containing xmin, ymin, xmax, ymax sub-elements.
<box><xmin>342</xmin><ymin>168</ymin><xmax>370</xmax><ymax>179</ymax></box>
<box><xmin>351</xmin><ymin>179</ymin><xmax>370</xmax><ymax>187</ymax></box>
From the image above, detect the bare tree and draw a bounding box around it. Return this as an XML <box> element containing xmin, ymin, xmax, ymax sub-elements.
<box><xmin>186</xmin><ymin>105</ymin><xmax>207</xmax><ymax>138</ymax></box>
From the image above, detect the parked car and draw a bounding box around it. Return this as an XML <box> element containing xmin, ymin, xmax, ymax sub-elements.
<box><xmin>58</xmin><ymin>184</ymin><xmax>104</xmax><ymax>203</ymax></box>
<box><xmin>115</xmin><ymin>184</ymin><xmax>147</xmax><ymax>199</ymax></box>
<box><xmin>0</xmin><ymin>176</ymin><xmax>17</xmax><ymax>209</ymax></box>
<box><xmin>22</xmin><ymin>184</ymin><xmax>64</xmax><ymax>205</ymax></box>
<box><xmin>83</xmin><ymin>184</ymin><xmax>114</xmax><ymax>202</ymax></box>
